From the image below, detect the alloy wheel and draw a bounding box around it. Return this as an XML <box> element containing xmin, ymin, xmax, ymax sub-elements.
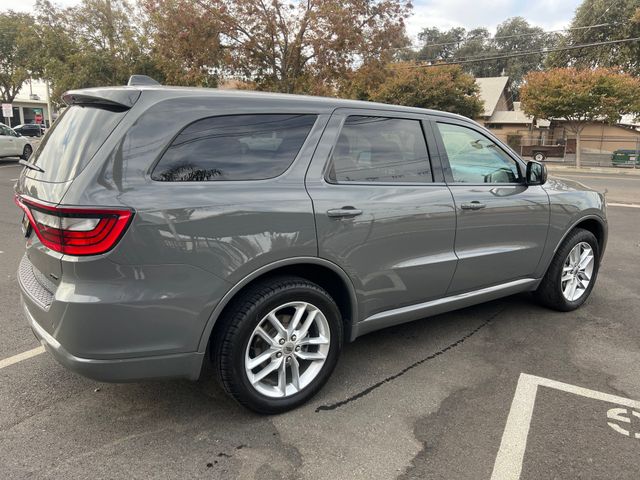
<box><xmin>244</xmin><ymin>301</ymin><xmax>330</xmax><ymax>398</ymax></box>
<box><xmin>561</xmin><ymin>241</ymin><xmax>595</xmax><ymax>301</ymax></box>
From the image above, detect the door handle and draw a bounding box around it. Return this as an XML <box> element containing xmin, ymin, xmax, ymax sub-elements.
<box><xmin>460</xmin><ymin>201</ymin><xmax>486</xmax><ymax>210</ymax></box>
<box><xmin>327</xmin><ymin>206</ymin><xmax>363</xmax><ymax>218</ymax></box>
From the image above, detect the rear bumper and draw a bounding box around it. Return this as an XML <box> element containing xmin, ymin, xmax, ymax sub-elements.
<box><xmin>24</xmin><ymin>300</ymin><xmax>204</xmax><ymax>382</ymax></box>
<box><xmin>15</xmin><ymin>251</ymin><xmax>227</xmax><ymax>382</ymax></box>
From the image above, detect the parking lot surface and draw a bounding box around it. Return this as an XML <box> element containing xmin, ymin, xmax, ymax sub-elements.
<box><xmin>1</xmin><ymin>158</ymin><xmax>639</xmax><ymax>479</ymax></box>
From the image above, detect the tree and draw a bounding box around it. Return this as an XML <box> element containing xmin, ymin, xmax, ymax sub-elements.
<box><xmin>141</xmin><ymin>0</ymin><xmax>411</xmax><ymax>93</ymax></box>
<box><xmin>413</xmin><ymin>17</ymin><xmax>556</xmax><ymax>92</ymax></box>
<box><xmin>521</xmin><ymin>68</ymin><xmax>640</xmax><ymax>167</ymax></box>
<box><xmin>452</xmin><ymin>28</ymin><xmax>499</xmax><ymax>79</ymax></box>
<box><xmin>143</xmin><ymin>0</ymin><xmax>222</xmax><ymax>86</ymax></box>
<box><xmin>546</xmin><ymin>0</ymin><xmax>640</xmax><ymax>75</ymax></box>
<box><xmin>0</xmin><ymin>12</ymin><xmax>38</xmax><ymax>103</ymax></box>
<box><xmin>345</xmin><ymin>63</ymin><xmax>483</xmax><ymax>118</ymax></box>
<box><xmin>492</xmin><ymin>17</ymin><xmax>553</xmax><ymax>91</ymax></box>
<box><xmin>33</xmin><ymin>0</ymin><xmax>162</xmax><ymax>104</ymax></box>
<box><xmin>416</xmin><ymin>27</ymin><xmax>466</xmax><ymax>61</ymax></box>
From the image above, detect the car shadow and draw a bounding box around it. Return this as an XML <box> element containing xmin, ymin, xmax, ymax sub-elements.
<box><xmin>95</xmin><ymin>292</ymin><xmax>544</xmax><ymax>418</ymax></box>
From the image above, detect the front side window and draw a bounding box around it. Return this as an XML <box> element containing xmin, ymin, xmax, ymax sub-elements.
<box><xmin>152</xmin><ymin>114</ymin><xmax>317</xmax><ymax>182</ymax></box>
<box><xmin>437</xmin><ymin>123</ymin><xmax>521</xmax><ymax>184</ymax></box>
<box><xmin>328</xmin><ymin>116</ymin><xmax>432</xmax><ymax>184</ymax></box>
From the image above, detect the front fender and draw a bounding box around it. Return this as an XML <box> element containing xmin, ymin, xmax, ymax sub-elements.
<box><xmin>535</xmin><ymin>177</ymin><xmax>607</xmax><ymax>278</ymax></box>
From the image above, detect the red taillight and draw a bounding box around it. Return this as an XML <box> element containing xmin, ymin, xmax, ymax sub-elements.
<box><xmin>15</xmin><ymin>195</ymin><xmax>134</xmax><ymax>256</ymax></box>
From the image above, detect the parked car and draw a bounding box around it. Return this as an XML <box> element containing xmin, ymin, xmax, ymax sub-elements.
<box><xmin>15</xmin><ymin>78</ymin><xmax>607</xmax><ymax>413</ymax></box>
<box><xmin>611</xmin><ymin>148</ymin><xmax>639</xmax><ymax>167</ymax></box>
<box><xmin>13</xmin><ymin>123</ymin><xmax>43</xmax><ymax>137</ymax></box>
<box><xmin>0</xmin><ymin>123</ymin><xmax>33</xmax><ymax>160</ymax></box>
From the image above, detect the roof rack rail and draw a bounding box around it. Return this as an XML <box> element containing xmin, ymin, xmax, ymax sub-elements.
<box><xmin>127</xmin><ymin>75</ymin><xmax>161</xmax><ymax>87</ymax></box>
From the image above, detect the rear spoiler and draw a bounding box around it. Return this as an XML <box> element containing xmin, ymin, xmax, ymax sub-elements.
<box><xmin>62</xmin><ymin>89</ymin><xmax>141</xmax><ymax>111</ymax></box>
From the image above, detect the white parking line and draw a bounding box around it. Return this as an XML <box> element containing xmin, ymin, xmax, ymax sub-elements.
<box><xmin>491</xmin><ymin>373</ymin><xmax>640</xmax><ymax>480</ymax></box>
<box><xmin>608</xmin><ymin>202</ymin><xmax>640</xmax><ymax>209</ymax></box>
<box><xmin>0</xmin><ymin>346</ymin><xmax>45</xmax><ymax>370</ymax></box>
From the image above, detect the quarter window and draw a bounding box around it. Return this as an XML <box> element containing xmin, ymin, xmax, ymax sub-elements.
<box><xmin>152</xmin><ymin>114</ymin><xmax>317</xmax><ymax>182</ymax></box>
<box><xmin>328</xmin><ymin>116</ymin><xmax>432</xmax><ymax>183</ymax></box>
<box><xmin>437</xmin><ymin>123</ymin><xmax>521</xmax><ymax>184</ymax></box>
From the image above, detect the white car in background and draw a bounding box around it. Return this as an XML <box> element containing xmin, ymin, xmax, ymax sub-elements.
<box><xmin>0</xmin><ymin>123</ymin><xmax>33</xmax><ymax>160</ymax></box>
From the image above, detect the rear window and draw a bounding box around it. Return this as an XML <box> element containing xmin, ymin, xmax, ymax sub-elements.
<box><xmin>151</xmin><ymin>114</ymin><xmax>317</xmax><ymax>182</ymax></box>
<box><xmin>28</xmin><ymin>105</ymin><xmax>127</xmax><ymax>182</ymax></box>
<box><xmin>328</xmin><ymin>116</ymin><xmax>432</xmax><ymax>184</ymax></box>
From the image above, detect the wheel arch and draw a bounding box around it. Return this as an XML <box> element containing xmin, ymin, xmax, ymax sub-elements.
<box><xmin>555</xmin><ymin>215</ymin><xmax>607</xmax><ymax>259</ymax></box>
<box><xmin>197</xmin><ymin>257</ymin><xmax>359</xmax><ymax>353</ymax></box>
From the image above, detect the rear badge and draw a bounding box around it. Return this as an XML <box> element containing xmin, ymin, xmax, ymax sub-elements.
<box><xmin>21</xmin><ymin>213</ymin><xmax>32</xmax><ymax>238</ymax></box>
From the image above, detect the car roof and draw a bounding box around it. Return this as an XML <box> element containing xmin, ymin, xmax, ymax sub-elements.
<box><xmin>63</xmin><ymin>85</ymin><xmax>475</xmax><ymax>123</ymax></box>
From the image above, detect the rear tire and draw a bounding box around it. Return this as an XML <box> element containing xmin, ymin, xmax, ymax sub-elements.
<box><xmin>21</xmin><ymin>144</ymin><xmax>33</xmax><ymax>161</ymax></box>
<box><xmin>212</xmin><ymin>276</ymin><xmax>343</xmax><ymax>414</ymax></box>
<box><xmin>534</xmin><ymin>228</ymin><xmax>599</xmax><ymax>311</ymax></box>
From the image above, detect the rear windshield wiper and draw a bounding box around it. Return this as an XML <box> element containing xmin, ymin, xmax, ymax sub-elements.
<box><xmin>19</xmin><ymin>159</ymin><xmax>45</xmax><ymax>173</ymax></box>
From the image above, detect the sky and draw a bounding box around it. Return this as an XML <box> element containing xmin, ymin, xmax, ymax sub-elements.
<box><xmin>407</xmin><ymin>0</ymin><xmax>583</xmax><ymax>38</ymax></box>
<box><xmin>0</xmin><ymin>0</ymin><xmax>583</xmax><ymax>41</ymax></box>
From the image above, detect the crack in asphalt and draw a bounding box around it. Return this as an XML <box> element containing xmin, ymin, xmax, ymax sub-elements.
<box><xmin>315</xmin><ymin>309</ymin><xmax>503</xmax><ymax>412</ymax></box>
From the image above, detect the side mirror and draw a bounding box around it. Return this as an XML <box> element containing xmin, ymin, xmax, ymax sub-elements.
<box><xmin>526</xmin><ymin>160</ymin><xmax>547</xmax><ymax>185</ymax></box>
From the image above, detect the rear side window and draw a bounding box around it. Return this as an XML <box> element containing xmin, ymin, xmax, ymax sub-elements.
<box><xmin>29</xmin><ymin>106</ymin><xmax>127</xmax><ymax>182</ymax></box>
<box><xmin>328</xmin><ymin>116</ymin><xmax>432</xmax><ymax>184</ymax></box>
<box><xmin>152</xmin><ymin>114</ymin><xmax>317</xmax><ymax>182</ymax></box>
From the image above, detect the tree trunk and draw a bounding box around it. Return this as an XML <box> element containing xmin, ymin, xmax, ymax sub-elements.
<box><xmin>568</xmin><ymin>122</ymin><xmax>584</xmax><ymax>169</ymax></box>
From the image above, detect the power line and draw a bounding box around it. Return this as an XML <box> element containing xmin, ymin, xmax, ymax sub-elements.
<box><xmin>582</xmin><ymin>0</ymin><xmax>621</xmax><ymax>36</ymax></box>
<box><xmin>395</xmin><ymin>37</ymin><xmax>640</xmax><ymax>68</ymax></box>
<box><xmin>404</xmin><ymin>21</ymin><xmax>625</xmax><ymax>52</ymax></box>
<box><xmin>550</xmin><ymin>0</ymin><xmax>621</xmax><ymax>51</ymax></box>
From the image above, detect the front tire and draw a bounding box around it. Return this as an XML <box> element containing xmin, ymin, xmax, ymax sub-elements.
<box><xmin>213</xmin><ymin>276</ymin><xmax>343</xmax><ymax>414</ymax></box>
<box><xmin>535</xmin><ymin>228</ymin><xmax>600</xmax><ymax>311</ymax></box>
<box><xmin>21</xmin><ymin>144</ymin><xmax>33</xmax><ymax>161</ymax></box>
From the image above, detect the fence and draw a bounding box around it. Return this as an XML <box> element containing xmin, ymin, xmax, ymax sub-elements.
<box><xmin>512</xmin><ymin>133</ymin><xmax>640</xmax><ymax>168</ymax></box>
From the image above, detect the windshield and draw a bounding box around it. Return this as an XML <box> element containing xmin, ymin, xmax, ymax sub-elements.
<box><xmin>27</xmin><ymin>105</ymin><xmax>127</xmax><ymax>183</ymax></box>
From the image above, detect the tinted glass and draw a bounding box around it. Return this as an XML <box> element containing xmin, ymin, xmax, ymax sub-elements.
<box><xmin>29</xmin><ymin>105</ymin><xmax>127</xmax><ymax>182</ymax></box>
<box><xmin>152</xmin><ymin>114</ymin><xmax>317</xmax><ymax>182</ymax></box>
<box><xmin>437</xmin><ymin>123</ymin><xmax>521</xmax><ymax>183</ymax></box>
<box><xmin>329</xmin><ymin>116</ymin><xmax>432</xmax><ymax>183</ymax></box>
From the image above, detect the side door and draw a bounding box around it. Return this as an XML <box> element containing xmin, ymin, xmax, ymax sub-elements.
<box><xmin>305</xmin><ymin>109</ymin><xmax>457</xmax><ymax>322</ymax></box>
<box><xmin>433</xmin><ymin>119</ymin><xmax>550</xmax><ymax>294</ymax></box>
<box><xmin>8</xmin><ymin>127</ymin><xmax>23</xmax><ymax>156</ymax></box>
<box><xmin>0</xmin><ymin>125</ymin><xmax>11</xmax><ymax>156</ymax></box>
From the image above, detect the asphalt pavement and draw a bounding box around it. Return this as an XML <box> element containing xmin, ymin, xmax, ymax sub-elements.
<box><xmin>548</xmin><ymin>170</ymin><xmax>640</xmax><ymax>204</ymax></box>
<box><xmin>1</xmin><ymin>159</ymin><xmax>639</xmax><ymax>480</ymax></box>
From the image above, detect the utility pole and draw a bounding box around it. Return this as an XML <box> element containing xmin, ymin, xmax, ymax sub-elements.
<box><xmin>46</xmin><ymin>81</ymin><xmax>53</xmax><ymax>127</ymax></box>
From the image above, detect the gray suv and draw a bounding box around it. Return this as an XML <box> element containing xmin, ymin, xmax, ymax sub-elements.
<box><xmin>15</xmin><ymin>79</ymin><xmax>607</xmax><ymax>413</ymax></box>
